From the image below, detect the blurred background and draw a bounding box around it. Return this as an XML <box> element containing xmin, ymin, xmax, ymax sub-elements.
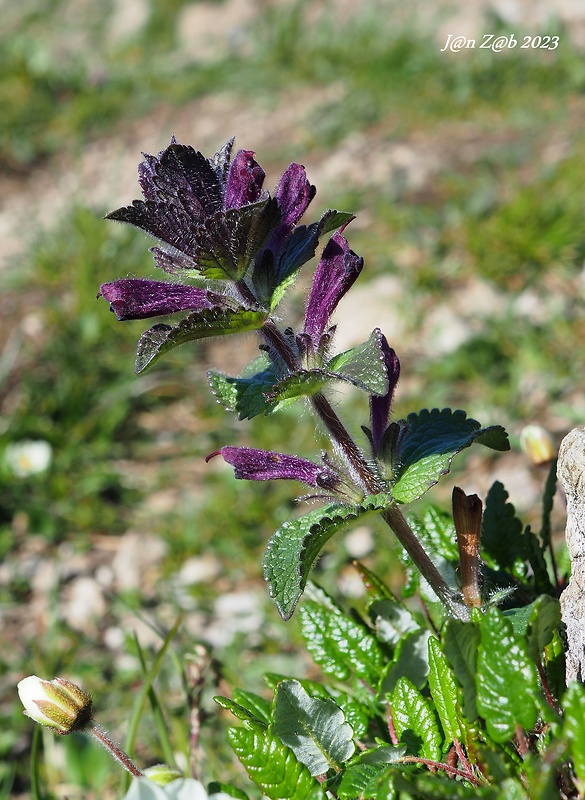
<box><xmin>1</xmin><ymin>0</ymin><xmax>585</xmax><ymax>796</ymax></box>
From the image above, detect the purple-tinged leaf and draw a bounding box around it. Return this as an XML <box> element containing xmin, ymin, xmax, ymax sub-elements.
<box><xmin>106</xmin><ymin>199</ymin><xmax>199</xmax><ymax>258</ymax></box>
<box><xmin>135</xmin><ymin>307</ymin><xmax>267</xmax><ymax>373</ymax></box>
<box><xmin>137</xmin><ymin>142</ymin><xmax>223</xmax><ymax>213</ymax></box>
<box><xmin>211</xmin><ymin>137</ymin><xmax>235</xmax><ymax>186</ymax></box>
<box><xmin>370</xmin><ymin>336</ymin><xmax>400</xmax><ymax>455</ymax></box>
<box><xmin>224</xmin><ymin>149</ymin><xmax>266</xmax><ymax>210</ymax></box>
<box><xmin>98</xmin><ymin>279</ymin><xmax>226</xmax><ymax>320</ymax></box>
<box><xmin>304</xmin><ymin>232</ymin><xmax>363</xmax><ymax>347</ymax></box>
<box><xmin>210</xmin><ymin>447</ymin><xmax>340</xmax><ymax>490</ymax></box>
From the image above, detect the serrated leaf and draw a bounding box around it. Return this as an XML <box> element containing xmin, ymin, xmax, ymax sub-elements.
<box><xmin>407</xmin><ymin>506</ymin><xmax>460</xmax><ymax>562</ymax></box>
<box><xmin>135</xmin><ymin>308</ymin><xmax>267</xmax><ymax>373</ymax></box>
<box><xmin>563</xmin><ymin>682</ymin><xmax>585</xmax><ymax>789</ymax></box>
<box><xmin>227</xmin><ymin>727</ymin><xmax>325</xmax><ymax>800</ymax></box>
<box><xmin>480</xmin><ymin>481</ymin><xmax>524</xmax><ymax>571</ymax></box>
<box><xmin>380</xmin><ymin>629</ymin><xmax>431</xmax><ymax>696</ymax></box>
<box><xmin>390</xmin><ymin>677</ymin><xmax>442</xmax><ymax>761</ymax></box>
<box><xmin>194</xmin><ymin>198</ymin><xmax>281</xmax><ymax>281</ymax></box>
<box><xmin>337</xmin><ymin>763</ymin><xmax>397</xmax><ymax>800</ymax></box>
<box><xmin>476</xmin><ymin>607</ymin><xmax>539</xmax><ymax>742</ymax></box>
<box><xmin>299</xmin><ymin>600</ymin><xmax>385</xmax><ymax>685</ymax></box>
<box><xmin>503</xmin><ymin>596</ymin><xmax>561</xmax><ymax>666</ymax></box>
<box><xmin>232</xmin><ymin>689</ymin><xmax>273</xmax><ymax>725</ymax></box>
<box><xmin>263</xmin><ymin>494</ymin><xmax>391</xmax><ymax>620</ymax></box>
<box><xmin>391</xmin><ymin>409</ymin><xmax>509</xmax><ymax>503</ymax></box>
<box><xmin>370</xmin><ymin>598</ymin><xmax>421</xmax><ymax>647</ymax></box>
<box><xmin>214</xmin><ymin>695</ymin><xmax>268</xmax><ymax>729</ymax></box>
<box><xmin>427</xmin><ymin>637</ymin><xmax>464</xmax><ymax>742</ymax></box>
<box><xmin>442</xmin><ymin>619</ymin><xmax>481</xmax><ymax>722</ymax></box>
<box><xmin>270</xmin><ymin>211</ymin><xmax>354</xmax><ymax>310</ymax></box>
<box><xmin>207</xmin><ymin>782</ymin><xmax>249</xmax><ymax>800</ymax></box>
<box><xmin>207</xmin><ymin>355</ymin><xmax>281</xmax><ymax>419</ymax></box>
<box><xmin>272</xmin><ymin>680</ymin><xmax>355</xmax><ymax>775</ymax></box>
<box><xmin>325</xmin><ymin>329</ymin><xmax>390</xmax><ymax>396</ymax></box>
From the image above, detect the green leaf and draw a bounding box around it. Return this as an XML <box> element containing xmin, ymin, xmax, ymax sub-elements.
<box><xmin>380</xmin><ymin>629</ymin><xmax>432</xmax><ymax>696</ymax></box>
<box><xmin>207</xmin><ymin>782</ymin><xmax>250</xmax><ymax>800</ymax></box>
<box><xmin>325</xmin><ymin>329</ymin><xmax>390</xmax><ymax>395</ymax></box>
<box><xmin>563</xmin><ymin>682</ymin><xmax>585</xmax><ymax>790</ymax></box>
<box><xmin>213</xmin><ymin>696</ymin><xmax>268</xmax><ymax>730</ymax></box>
<box><xmin>135</xmin><ymin>308</ymin><xmax>267</xmax><ymax>373</ymax></box>
<box><xmin>299</xmin><ymin>599</ymin><xmax>385</xmax><ymax>685</ymax></box>
<box><xmin>391</xmin><ymin>409</ymin><xmax>509</xmax><ymax>503</ymax></box>
<box><xmin>442</xmin><ymin>619</ymin><xmax>481</xmax><ymax>722</ymax></box>
<box><xmin>475</xmin><ymin>607</ymin><xmax>539</xmax><ymax>742</ymax></box>
<box><xmin>227</xmin><ymin>727</ymin><xmax>325</xmax><ymax>800</ymax></box>
<box><xmin>427</xmin><ymin>637</ymin><xmax>464</xmax><ymax>742</ymax></box>
<box><xmin>337</xmin><ymin>764</ymin><xmax>397</xmax><ymax>800</ymax></box>
<box><xmin>503</xmin><ymin>596</ymin><xmax>561</xmax><ymax>666</ymax></box>
<box><xmin>207</xmin><ymin>355</ymin><xmax>281</xmax><ymax>420</ymax></box>
<box><xmin>263</xmin><ymin>494</ymin><xmax>391</xmax><ymax>620</ymax></box>
<box><xmin>480</xmin><ymin>481</ymin><xmax>524</xmax><ymax>571</ymax></box>
<box><xmin>270</xmin><ymin>210</ymin><xmax>354</xmax><ymax>310</ymax></box>
<box><xmin>272</xmin><ymin>680</ymin><xmax>355</xmax><ymax>775</ymax></box>
<box><xmin>390</xmin><ymin>677</ymin><xmax>442</xmax><ymax>761</ymax></box>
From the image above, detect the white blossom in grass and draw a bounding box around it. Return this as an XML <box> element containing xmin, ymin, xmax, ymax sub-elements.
<box><xmin>17</xmin><ymin>676</ymin><xmax>93</xmax><ymax>735</ymax></box>
<box><xmin>123</xmin><ymin>776</ymin><xmax>239</xmax><ymax>799</ymax></box>
<box><xmin>5</xmin><ymin>440</ymin><xmax>52</xmax><ymax>477</ymax></box>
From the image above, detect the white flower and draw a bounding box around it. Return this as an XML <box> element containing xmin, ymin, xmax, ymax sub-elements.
<box><xmin>123</xmin><ymin>777</ymin><xmax>239</xmax><ymax>800</ymax></box>
<box><xmin>5</xmin><ymin>440</ymin><xmax>52</xmax><ymax>477</ymax></box>
<box><xmin>17</xmin><ymin>675</ymin><xmax>93</xmax><ymax>735</ymax></box>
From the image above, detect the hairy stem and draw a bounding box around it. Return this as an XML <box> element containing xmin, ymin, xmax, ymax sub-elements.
<box><xmin>89</xmin><ymin>723</ymin><xmax>143</xmax><ymax>778</ymax></box>
<box><xmin>382</xmin><ymin>505</ymin><xmax>470</xmax><ymax>622</ymax></box>
<box><xmin>311</xmin><ymin>392</ymin><xmax>382</xmax><ymax>494</ymax></box>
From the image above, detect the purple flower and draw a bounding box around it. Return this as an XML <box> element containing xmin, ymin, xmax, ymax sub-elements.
<box><xmin>207</xmin><ymin>446</ymin><xmax>340</xmax><ymax>490</ymax></box>
<box><xmin>224</xmin><ymin>149</ymin><xmax>266</xmax><ymax>210</ymax></box>
<box><xmin>98</xmin><ymin>279</ymin><xmax>228</xmax><ymax>321</ymax></box>
<box><xmin>100</xmin><ymin>139</ymin><xmax>317</xmax><ymax>322</ymax></box>
<box><xmin>303</xmin><ymin>232</ymin><xmax>363</xmax><ymax>350</ymax></box>
<box><xmin>369</xmin><ymin>335</ymin><xmax>400</xmax><ymax>454</ymax></box>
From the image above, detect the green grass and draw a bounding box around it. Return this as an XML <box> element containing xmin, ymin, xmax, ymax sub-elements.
<box><xmin>2</xmin><ymin>1</ymin><xmax>584</xmax><ymax>797</ymax></box>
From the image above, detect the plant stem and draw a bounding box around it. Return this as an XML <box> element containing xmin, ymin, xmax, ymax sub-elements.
<box><xmin>311</xmin><ymin>392</ymin><xmax>382</xmax><ymax>494</ymax></box>
<box><xmin>89</xmin><ymin>723</ymin><xmax>143</xmax><ymax>778</ymax></box>
<box><xmin>382</xmin><ymin>505</ymin><xmax>470</xmax><ymax>622</ymax></box>
<box><xmin>260</xmin><ymin>318</ymin><xmax>469</xmax><ymax>620</ymax></box>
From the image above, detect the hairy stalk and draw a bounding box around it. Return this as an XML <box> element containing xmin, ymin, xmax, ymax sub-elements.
<box><xmin>261</xmin><ymin>317</ymin><xmax>467</xmax><ymax>619</ymax></box>
<box><xmin>382</xmin><ymin>505</ymin><xmax>470</xmax><ymax>622</ymax></box>
<box><xmin>310</xmin><ymin>392</ymin><xmax>381</xmax><ymax>494</ymax></box>
<box><xmin>89</xmin><ymin>723</ymin><xmax>143</xmax><ymax>778</ymax></box>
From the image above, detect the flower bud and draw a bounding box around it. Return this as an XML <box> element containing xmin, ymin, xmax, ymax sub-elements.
<box><xmin>17</xmin><ymin>676</ymin><xmax>93</xmax><ymax>735</ymax></box>
<box><xmin>143</xmin><ymin>765</ymin><xmax>184</xmax><ymax>786</ymax></box>
<box><xmin>520</xmin><ymin>425</ymin><xmax>556</xmax><ymax>465</ymax></box>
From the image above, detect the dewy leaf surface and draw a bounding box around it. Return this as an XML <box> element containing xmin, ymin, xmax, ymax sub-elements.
<box><xmin>390</xmin><ymin>677</ymin><xmax>442</xmax><ymax>761</ymax></box>
<box><xmin>272</xmin><ymin>680</ymin><xmax>355</xmax><ymax>776</ymax></box>
<box><xmin>442</xmin><ymin>620</ymin><xmax>481</xmax><ymax>722</ymax></box>
<box><xmin>263</xmin><ymin>494</ymin><xmax>391</xmax><ymax>620</ymax></box>
<box><xmin>325</xmin><ymin>328</ymin><xmax>390</xmax><ymax>396</ymax></box>
<box><xmin>427</xmin><ymin>636</ymin><xmax>465</xmax><ymax>742</ymax></box>
<box><xmin>391</xmin><ymin>409</ymin><xmax>509</xmax><ymax>503</ymax></box>
<box><xmin>135</xmin><ymin>308</ymin><xmax>267</xmax><ymax>373</ymax></box>
<box><xmin>563</xmin><ymin>682</ymin><xmax>585</xmax><ymax>789</ymax></box>
<box><xmin>227</xmin><ymin>727</ymin><xmax>325</xmax><ymax>800</ymax></box>
<box><xmin>475</xmin><ymin>607</ymin><xmax>539</xmax><ymax>743</ymax></box>
<box><xmin>299</xmin><ymin>599</ymin><xmax>385</xmax><ymax>685</ymax></box>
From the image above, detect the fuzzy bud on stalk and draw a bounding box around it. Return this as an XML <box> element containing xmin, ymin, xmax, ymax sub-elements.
<box><xmin>17</xmin><ymin>676</ymin><xmax>93</xmax><ymax>735</ymax></box>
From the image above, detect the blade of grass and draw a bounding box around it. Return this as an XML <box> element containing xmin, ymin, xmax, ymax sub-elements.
<box><xmin>30</xmin><ymin>725</ymin><xmax>43</xmax><ymax>800</ymax></box>
<box><xmin>123</xmin><ymin>614</ymin><xmax>183</xmax><ymax>788</ymax></box>
<box><xmin>134</xmin><ymin>633</ymin><xmax>177</xmax><ymax>769</ymax></box>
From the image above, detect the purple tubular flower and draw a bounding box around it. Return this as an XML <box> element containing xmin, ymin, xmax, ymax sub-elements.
<box><xmin>208</xmin><ymin>446</ymin><xmax>340</xmax><ymax>490</ymax></box>
<box><xmin>370</xmin><ymin>335</ymin><xmax>400</xmax><ymax>455</ymax></box>
<box><xmin>269</xmin><ymin>163</ymin><xmax>316</xmax><ymax>250</ymax></box>
<box><xmin>98</xmin><ymin>279</ymin><xmax>226</xmax><ymax>321</ymax></box>
<box><xmin>224</xmin><ymin>150</ymin><xmax>266</xmax><ymax>210</ymax></box>
<box><xmin>303</xmin><ymin>232</ymin><xmax>363</xmax><ymax>347</ymax></box>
